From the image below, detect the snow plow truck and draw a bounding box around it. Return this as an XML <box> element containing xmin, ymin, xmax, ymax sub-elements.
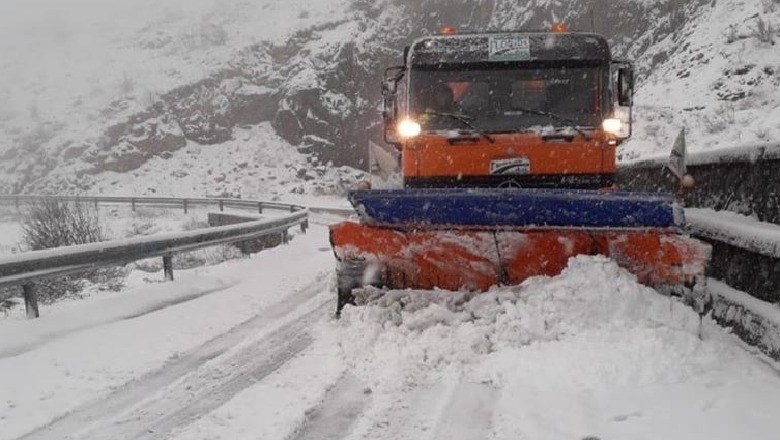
<box><xmin>330</xmin><ymin>26</ymin><xmax>710</xmax><ymax>315</ymax></box>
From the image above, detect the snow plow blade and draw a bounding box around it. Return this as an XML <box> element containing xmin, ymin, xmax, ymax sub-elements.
<box><xmin>349</xmin><ymin>188</ymin><xmax>683</xmax><ymax>229</ymax></box>
<box><xmin>330</xmin><ymin>189</ymin><xmax>710</xmax><ymax>314</ymax></box>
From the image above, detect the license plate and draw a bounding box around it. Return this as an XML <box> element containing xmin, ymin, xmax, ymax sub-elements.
<box><xmin>490</xmin><ymin>157</ymin><xmax>530</xmax><ymax>175</ymax></box>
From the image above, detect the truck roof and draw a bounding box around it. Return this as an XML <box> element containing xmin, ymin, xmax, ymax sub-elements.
<box><xmin>408</xmin><ymin>32</ymin><xmax>611</xmax><ymax>66</ymax></box>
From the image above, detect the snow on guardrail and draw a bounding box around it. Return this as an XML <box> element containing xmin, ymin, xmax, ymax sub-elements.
<box><xmin>621</xmin><ymin>141</ymin><xmax>780</xmax><ymax>168</ymax></box>
<box><xmin>686</xmin><ymin>208</ymin><xmax>780</xmax><ymax>259</ymax></box>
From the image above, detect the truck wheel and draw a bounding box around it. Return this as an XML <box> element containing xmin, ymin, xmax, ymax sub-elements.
<box><xmin>336</xmin><ymin>260</ymin><xmax>366</xmax><ymax>317</ymax></box>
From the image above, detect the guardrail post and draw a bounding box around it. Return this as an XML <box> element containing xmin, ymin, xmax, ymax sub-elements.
<box><xmin>163</xmin><ymin>255</ymin><xmax>174</xmax><ymax>281</ymax></box>
<box><xmin>183</xmin><ymin>200</ymin><xmax>188</xmax><ymax>214</ymax></box>
<box><xmin>14</xmin><ymin>196</ymin><xmax>20</xmax><ymax>213</ymax></box>
<box><xmin>131</xmin><ymin>198</ymin><xmax>136</xmax><ymax>212</ymax></box>
<box><xmin>282</xmin><ymin>229</ymin><xmax>289</xmax><ymax>244</ymax></box>
<box><xmin>290</xmin><ymin>205</ymin><xmax>296</xmax><ymax>213</ymax></box>
<box><xmin>300</xmin><ymin>220</ymin><xmax>308</xmax><ymax>233</ymax></box>
<box><xmin>219</xmin><ymin>200</ymin><xmax>224</xmax><ymax>212</ymax></box>
<box><xmin>22</xmin><ymin>283</ymin><xmax>39</xmax><ymax>319</ymax></box>
<box><xmin>257</xmin><ymin>202</ymin><xmax>263</xmax><ymax>214</ymax></box>
<box><xmin>237</xmin><ymin>240</ymin><xmax>251</xmax><ymax>255</ymax></box>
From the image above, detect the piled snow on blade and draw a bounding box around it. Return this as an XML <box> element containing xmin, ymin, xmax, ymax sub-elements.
<box><xmin>338</xmin><ymin>255</ymin><xmax>768</xmax><ymax>387</ymax></box>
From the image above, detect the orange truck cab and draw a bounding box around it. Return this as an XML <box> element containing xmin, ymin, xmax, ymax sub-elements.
<box><xmin>329</xmin><ymin>28</ymin><xmax>711</xmax><ymax>317</ymax></box>
<box><xmin>381</xmin><ymin>29</ymin><xmax>635</xmax><ymax>190</ymax></box>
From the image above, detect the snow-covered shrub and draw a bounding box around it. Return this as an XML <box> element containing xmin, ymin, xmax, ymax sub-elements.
<box><xmin>20</xmin><ymin>199</ymin><xmax>126</xmax><ymax>302</ymax></box>
<box><xmin>0</xmin><ymin>297</ymin><xmax>16</xmax><ymax>315</ymax></box>
<box><xmin>702</xmin><ymin>102</ymin><xmax>736</xmax><ymax>134</ymax></box>
<box><xmin>22</xmin><ymin>200</ymin><xmax>104</xmax><ymax>250</ymax></box>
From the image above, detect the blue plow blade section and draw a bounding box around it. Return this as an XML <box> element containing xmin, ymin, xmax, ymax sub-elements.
<box><xmin>348</xmin><ymin>188</ymin><xmax>683</xmax><ymax>230</ymax></box>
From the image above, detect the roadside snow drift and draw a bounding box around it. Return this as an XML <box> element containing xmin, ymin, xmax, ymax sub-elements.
<box><xmin>335</xmin><ymin>255</ymin><xmax>780</xmax><ymax>440</ymax></box>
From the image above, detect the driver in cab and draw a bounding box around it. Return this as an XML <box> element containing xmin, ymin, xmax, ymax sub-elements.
<box><xmin>419</xmin><ymin>83</ymin><xmax>460</xmax><ymax>128</ymax></box>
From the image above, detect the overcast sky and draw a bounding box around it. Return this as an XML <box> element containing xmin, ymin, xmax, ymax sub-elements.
<box><xmin>0</xmin><ymin>0</ymin><xmax>232</xmax><ymax>115</ymax></box>
<box><xmin>0</xmin><ymin>0</ymin><xmax>225</xmax><ymax>42</ymax></box>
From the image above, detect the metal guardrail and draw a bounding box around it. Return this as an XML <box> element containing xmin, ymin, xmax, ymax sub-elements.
<box><xmin>0</xmin><ymin>195</ymin><xmax>308</xmax><ymax>215</ymax></box>
<box><xmin>0</xmin><ymin>195</ymin><xmax>313</xmax><ymax>319</ymax></box>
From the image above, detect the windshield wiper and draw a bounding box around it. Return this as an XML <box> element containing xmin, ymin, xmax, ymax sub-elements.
<box><xmin>422</xmin><ymin>110</ymin><xmax>496</xmax><ymax>144</ymax></box>
<box><xmin>511</xmin><ymin>107</ymin><xmax>591</xmax><ymax>140</ymax></box>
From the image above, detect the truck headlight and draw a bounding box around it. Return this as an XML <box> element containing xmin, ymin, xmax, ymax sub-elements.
<box><xmin>397</xmin><ymin>119</ymin><xmax>422</xmax><ymax>138</ymax></box>
<box><xmin>602</xmin><ymin>118</ymin><xmax>622</xmax><ymax>134</ymax></box>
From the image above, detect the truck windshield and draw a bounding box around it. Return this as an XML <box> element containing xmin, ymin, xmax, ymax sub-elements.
<box><xmin>409</xmin><ymin>64</ymin><xmax>603</xmax><ymax>133</ymax></box>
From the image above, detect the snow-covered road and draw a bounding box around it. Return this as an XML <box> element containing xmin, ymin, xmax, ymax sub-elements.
<box><xmin>3</xmin><ymin>217</ymin><xmax>780</xmax><ymax>440</ymax></box>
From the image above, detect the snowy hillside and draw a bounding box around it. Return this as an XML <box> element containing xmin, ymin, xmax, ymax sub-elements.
<box><xmin>0</xmin><ymin>0</ymin><xmax>777</xmax><ymax>194</ymax></box>
<box><xmin>623</xmin><ymin>0</ymin><xmax>780</xmax><ymax>160</ymax></box>
<box><xmin>87</xmin><ymin>123</ymin><xmax>363</xmax><ymax>204</ymax></box>
<box><xmin>0</xmin><ymin>0</ymin><xmax>358</xmax><ymax>196</ymax></box>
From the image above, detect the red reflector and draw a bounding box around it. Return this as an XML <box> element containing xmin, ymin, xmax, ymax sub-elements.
<box><xmin>551</xmin><ymin>23</ymin><xmax>568</xmax><ymax>33</ymax></box>
<box><xmin>439</xmin><ymin>26</ymin><xmax>457</xmax><ymax>35</ymax></box>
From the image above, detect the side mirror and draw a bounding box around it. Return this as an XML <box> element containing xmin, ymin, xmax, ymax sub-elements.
<box><xmin>617</xmin><ymin>67</ymin><xmax>634</xmax><ymax>107</ymax></box>
<box><xmin>382</xmin><ymin>86</ymin><xmax>396</xmax><ymax>119</ymax></box>
<box><xmin>382</xmin><ymin>78</ymin><xmax>398</xmax><ymax>95</ymax></box>
<box><xmin>610</xmin><ymin>61</ymin><xmax>634</xmax><ymax>140</ymax></box>
<box><xmin>382</xmin><ymin>66</ymin><xmax>405</xmax><ymax>145</ymax></box>
<box><xmin>383</xmin><ymin>93</ymin><xmax>399</xmax><ymax>144</ymax></box>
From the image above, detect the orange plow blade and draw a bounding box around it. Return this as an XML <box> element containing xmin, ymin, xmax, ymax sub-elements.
<box><xmin>330</xmin><ymin>222</ymin><xmax>710</xmax><ymax>312</ymax></box>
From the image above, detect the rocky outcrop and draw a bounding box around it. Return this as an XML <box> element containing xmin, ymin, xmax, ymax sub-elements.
<box><xmin>80</xmin><ymin>71</ymin><xmax>281</xmax><ymax>175</ymax></box>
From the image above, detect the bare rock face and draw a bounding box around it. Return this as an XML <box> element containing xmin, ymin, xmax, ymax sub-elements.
<box><xmin>274</xmin><ymin>89</ymin><xmax>319</xmax><ymax>146</ymax></box>
<box><xmin>127</xmin><ymin>116</ymin><xmax>186</xmax><ymax>154</ymax></box>
<box><xmin>81</xmin><ymin>71</ymin><xmax>281</xmax><ymax>176</ymax></box>
<box><xmin>228</xmin><ymin>81</ymin><xmax>279</xmax><ymax>125</ymax></box>
<box><xmin>147</xmin><ymin>70</ymin><xmax>281</xmax><ymax>148</ymax></box>
<box><xmin>270</xmin><ymin>24</ymin><xmax>396</xmax><ymax>169</ymax></box>
<box><xmin>83</xmin><ymin>114</ymin><xmax>186</xmax><ymax>174</ymax></box>
<box><xmin>93</xmin><ymin>150</ymin><xmax>147</xmax><ymax>174</ymax></box>
<box><xmin>164</xmin><ymin>79</ymin><xmax>233</xmax><ymax>145</ymax></box>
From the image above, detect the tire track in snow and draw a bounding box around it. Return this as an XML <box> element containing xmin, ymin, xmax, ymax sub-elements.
<box><xmin>431</xmin><ymin>382</ymin><xmax>497</xmax><ymax>440</ymax></box>
<box><xmin>17</xmin><ymin>280</ymin><xmax>333</xmax><ymax>440</ymax></box>
<box><xmin>343</xmin><ymin>377</ymin><xmax>498</xmax><ymax>440</ymax></box>
<box><xmin>289</xmin><ymin>373</ymin><xmax>371</xmax><ymax>440</ymax></box>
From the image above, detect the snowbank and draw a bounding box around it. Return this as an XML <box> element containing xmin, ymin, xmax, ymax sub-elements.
<box><xmin>0</xmin><ymin>275</ymin><xmax>238</xmax><ymax>359</ymax></box>
<box><xmin>338</xmin><ymin>255</ymin><xmax>708</xmax><ymax>388</ymax></box>
<box><xmin>335</xmin><ymin>255</ymin><xmax>780</xmax><ymax>439</ymax></box>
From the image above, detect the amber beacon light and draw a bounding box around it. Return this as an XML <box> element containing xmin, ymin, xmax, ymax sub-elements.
<box><xmin>551</xmin><ymin>23</ymin><xmax>568</xmax><ymax>33</ymax></box>
<box><xmin>438</xmin><ymin>26</ymin><xmax>457</xmax><ymax>35</ymax></box>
